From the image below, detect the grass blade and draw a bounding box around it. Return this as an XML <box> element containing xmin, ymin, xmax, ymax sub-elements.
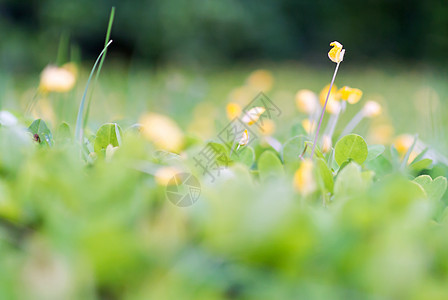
<box><xmin>74</xmin><ymin>40</ymin><xmax>113</xmax><ymax>143</ymax></box>
<box><xmin>83</xmin><ymin>6</ymin><xmax>116</xmax><ymax>129</ymax></box>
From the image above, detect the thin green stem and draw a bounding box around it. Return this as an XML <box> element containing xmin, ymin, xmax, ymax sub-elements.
<box><xmin>75</xmin><ymin>40</ymin><xmax>113</xmax><ymax>143</ymax></box>
<box><xmin>310</xmin><ymin>62</ymin><xmax>341</xmax><ymax>158</ymax></box>
<box><xmin>339</xmin><ymin>109</ymin><xmax>365</xmax><ymax>139</ymax></box>
<box><xmin>25</xmin><ymin>91</ymin><xmax>40</xmax><ymax>117</ymax></box>
<box><xmin>83</xmin><ymin>7</ymin><xmax>115</xmax><ymax>129</ymax></box>
<box><xmin>401</xmin><ymin>134</ymin><xmax>418</xmax><ymax>170</ymax></box>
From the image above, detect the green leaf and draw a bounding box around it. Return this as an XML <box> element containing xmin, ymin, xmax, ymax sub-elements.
<box><xmin>409</xmin><ymin>158</ymin><xmax>432</xmax><ymax>173</ymax></box>
<box><xmin>389</xmin><ymin>145</ymin><xmax>401</xmax><ymax>170</ymax></box>
<box><xmin>334</xmin><ymin>162</ymin><xmax>366</xmax><ymax>198</ymax></box>
<box><xmin>231</xmin><ymin>146</ymin><xmax>255</xmax><ymax>167</ymax></box>
<box><xmin>366</xmin><ymin>145</ymin><xmax>385</xmax><ymax>162</ymax></box>
<box><xmin>281</xmin><ymin>135</ymin><xmax>308</xmax><ymax>164</ymax></box>
<box><xmin>413</xmin><ymin>175</ymin><xmax>447</xmax><ymax>202</ymax></box>
<box><xmin>304</xmin><ymin>141</ymin><xmax>325</xmax><ymax>160</ymax></box>
<box><xmin>94</xmin><ymin>123</ymin><xmax>123</xmax><ymax>153</ymax></box>
<box><xmin>315</xmin><ymin>157</ymin><xmax>334</xmax><ymax>193</ymax></box>
<box><xmin>206</xmin><ymin>142</ymin><xmax>230</xmax><ymax>166</ymax></box>
<box><xmin>28</xmin><ymin>119</ymin><xmax>53</xmax><ymax>146</ymax></box>
<box><xmin>365</xmin><ymin>155</ymin><xmax>392</xmax><ymax>178</ymax></box>
<box><xmin>55</xmin><ymin>122</ymin><xmax>72</xmax><ymax>144</ymax></box>
<box><xmin>334</xmin><ymin>134</ymin><xmax>368</xmax><ymax>166</ymax></box>
<box><xmin>258</xmin><ymin>150</ymin><xmax>284</xmax><ymax>181</ymax></box>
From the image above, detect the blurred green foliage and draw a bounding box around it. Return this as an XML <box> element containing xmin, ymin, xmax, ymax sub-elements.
<box><xmin>2</xmin><ymin>0</ymin><xmax>448</xmax><ymax>71</ymax></box>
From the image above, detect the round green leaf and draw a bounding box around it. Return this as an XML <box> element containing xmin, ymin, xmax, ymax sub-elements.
<box><xmin>334</xmin><ymin>134</ymin><xmax>368</xmax><ymax>166</ymax></box>
<box><xmin>258</xmin><ymin>150</ymin><xmax>284</xmax><ymax>181</ymax></box>
<box><xmin>281</xmin><ymin>135</ymin><xmax>308</xmax><ymax>164</ymax></box>
<box><xmin>231</xmin><ymin>146</ymin><xmax>255</xmax><ymax>167</ymax></box>
<box><xmin>366</xmin><ymin>145</ymin><xmax>385</xmax><ymax>162</ymax></box>
<box><xmin>94</xmin><ymin>123</ymin><xmax>123</xmax><ymax>153</ymax></box>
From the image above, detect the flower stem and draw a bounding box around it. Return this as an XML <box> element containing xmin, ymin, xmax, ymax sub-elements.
<box><xmin>311</xmin><ymin>62</ymin><xmax>341</xmax><ymax>158</ymax></box>
<box><xmin>339</xmin><ymin>110</ymin><xmax>365</xmax><ymax>138</ymax></box>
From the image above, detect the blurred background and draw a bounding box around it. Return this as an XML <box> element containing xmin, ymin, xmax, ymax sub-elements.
<box><xmin>1</xmin><ymin>0</ymin><xmax>448</xmax><ymax>148</ymax></box>
<box><xmin>2</xmin><ymin>0</ymin><xmax>448</xmax><ymax>72</ymax></box>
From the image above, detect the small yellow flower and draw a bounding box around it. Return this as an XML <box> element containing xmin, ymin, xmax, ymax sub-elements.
<box><xmin>363</xmin><ymin>101</ymin><xmax>382</xmax><ymax>117</ymax></box>
<box><xmin>319</xmin><ymin>84</ymin><xmax>341</xmax><ymax>114</ymax></box>
<box><xmin>140</xmin><ymin>113</ymin><xmax>184</xmax><ymax>152</ymax></box>
<box><xmin>39</xmin><ymin>63</ymin><xmax>77</xmax><ymax>93</ymax></box>
<box><xmin>338</xmin><ymin>86</ymin><xmax>363</xmax><ymax>104</ymax></box>
<box><xmin>239</xmin><ymin>129</ymin><xmax>249</xmax><ymax>146</ymax></box>
<box><xmin>247</xmin><ymin>69</ymin><xmax>274</xmax><ymax>92</ymax></box>
<box><xmin>368</xmin><ymin>124</ymin><xmax>394</xmax><ymax>145</ymax></box>
<box><xmin>293</xmin><ymin>159</ymin><xmax>316</xmax><ymax>196</ymax></box>
<box><xmin>226</xmin><ymin>102</ymin><xmax>242</xmax><ymax>120</ymax></box>
<box><xmin>301</xmin><ymin>119</ymin><xmax>316</xmax><ymax>135</ymax></box>
<box><xmin>295</xmin><ymin>89</ymin><xmax>318</xmax><ymax>114</ymax></box>
<box><xmin>228</xmin><ymin>86</ymin><xmax>253</xmax><ymax>104</ymax></box>
<box><xmin>241</xmin><ymin>107</ymin><xmax>266</xmax><ymax>125</ymax></box>
<box><xmin>259</xmin><ymin>119</ymin><xmax>275</xmax><ymax>136</ymax></box>
<box><xmin>328</xmin><ymin>41</ymin><xmax>345</xmax><ymax>63</ymax></box>
<box><xmin>394</xmin><ymin>134</ymin><xmax>414</xmax><ymax>156</ymax></box>
<box><xmin>154</xmin><ymin>166</ymin><xmax>180</xmax><ymax>186</ymax></box>
<box><xmin>322</xmin><ymin>135</ymin><xmax>332</xmax><ymax>153</ymax></box>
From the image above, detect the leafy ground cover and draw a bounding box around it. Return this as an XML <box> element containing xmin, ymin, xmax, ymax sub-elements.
<box><xmin>0</xmin><ymin>39</ymin><xmax>448</xmax><ymax>300</ymax></box>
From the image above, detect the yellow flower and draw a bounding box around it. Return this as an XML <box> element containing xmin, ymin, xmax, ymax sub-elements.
<box><xmin>154</xmin><ymin>166</ymin><xmax>180</xmax><ymax>186</ymax></box>
<box><xmin>301</xmin><ymin>119</ymin><xmax>315</xmax><ymax>135</ymax></box>
<box><xmin>295</xmin><ymin>89</ymin><xmax>318</xmax><ymax>114</ymax></box>
<box><xmin>259</xmin><ymin>119</ymin><xmax>275</xmax><ymax>136</ymax></box>
<box><xmin>338</xmin><ymin>86</ymin><xmax>363</xmax><ymax>104</ymax></box>
<box><xmin>322</xmin><ymin>135</ymin><xmax>332</xmax><ymax>153</ymax></box>
<box><xmin>293</xmin><ymin>159</ymin><xmax>316</xmax><ymax>196</ymax></box>
<box><xmin>319</xmin><ymin>84</ymin><xmax>341</xmax><ymax>114</ymax></box>
<box><xmin>241</xmin><ymin>107</ymin><xmax>266</xmax><ymax>125</ymax></box>
<box><xmin>247</xmin><ymin>69</ymin><xmax>274</xmax><ymax>92</ymax></box>
<box><xmin>368</xmin><ymin>123</ymin><xmax>394</xmax><ymax>145</ymax></box>
<box><xmin>39</xmin><ymin>63</ymin><xmax>77</xmax><ymax>93</ymax></box>
<box><xmin>393</xmin><ymin>134</ymin><xmax>414</xmax><ymax>156</ymax></box>
<box><xmin>140</xmin><ymin>113</ymin><xmax>184</xmax><ymax>152</ymax></box>
<box><xmin>239</xmin><ymin>129</ymin><xmax>249</xmax><ymax>146</ymax></box>
<box><xmin>363</xmin><ymin>101</ymin><xmax>382</xmax><ymax>117</ymax></box>
<box><xmin>226</xmin><ymin>102</ymin><xmax>242</xmax><ymax>120</ymax></box>
<box><xmin>328</xmin><ymin>41</ymin><xmax>345</xmax><ymax>63</ymax></box>
<box><xmin>228</xmin><ymin>86</ymin><xmax>253</xmax><ymax>105</ymax></box>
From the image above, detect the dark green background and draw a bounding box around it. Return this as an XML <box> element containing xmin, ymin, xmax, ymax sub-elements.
<box><xmin>1</xmin><ymin>0</ymin><xmax>447</xmax><ymax>71</ymax></box>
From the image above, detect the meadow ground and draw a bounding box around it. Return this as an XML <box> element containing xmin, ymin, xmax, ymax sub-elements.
<box><xmin>1</xmin><ymin>60</ymin><xmax>448</xmax><ymax>299</ymax></box>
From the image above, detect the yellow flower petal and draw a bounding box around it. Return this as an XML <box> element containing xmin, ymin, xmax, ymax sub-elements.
<box><xmin>140</xmin><ymin>113</ymin><xmax>184</xmax><ymax>152</ymax></box>
<box><xmin>394</xmin><ymin>134</ymin><xmax>414</xmax><ymax>156</ymax></box>
<box><xmin>226</xmin><ymin>102</ymin><xmax>242</xmax><ymax>120</ymax></box>
<box><xmin>39</xmin><ymin>64</ymin><xmax>77</xmax><ymax>93</ymax></box>
<box><xmin>293</xmin><ymin>159</ymin><xmax>316</xmax><ymax>196</ymax></box>
<box><xmin>368</xmin><ymin>124</ymin><xmax>394</xmax><ymax>145</ymax></box>
<box><xmin>301</xmin><ymin>119</ymin><xmax>315</xmax><ymax>135</ymax></box>
<box><xmin>247</xmin><ymin>69</ymin><xmax>274</xmax><ymax>92</ymax></box>
<box><xmin>328</xmin><ymin>41</ymin><xmax>344</xmax><ymax>63</ymax></box>
<box><xmin>337</xmin><ymin>86</ymin><xmax>363</xmax><ymax>104</ymax></box>
<box><xmin>363</xmin><ymin>101</ymin><xmax>382</xmax><ymax>117</ymax></box>
<box><xmin>259</xmin><ymin>119</ymin><xmax>275</xmax><ymax>136</ymax></box>
<box><xmin>322</xmin><ymin>135</ymin><xmax>332</xmax><ymax>153</ymax></box>
<box><xmin>239</xmin><ymin>129</ymin><xmax>249</xmax><ymax>146</ymax></box>
<box><xmin>295</xmin><ymin>89</ymin><xmax>318</xmax><ymax>114</ymax></box>
<box><xmin>155</xmin><ymin>166</ymin><xmax>180</xmax><ymax>186</ymax></box>
<box><xmin>319</xmin><ymin>84</ymin><xmax>341</xmax><ymax>114</ymax></box>
<box><xmin>241</xmin><ymin>107</ymin><xmax>266</xmax><ymax>125</ymax></box>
